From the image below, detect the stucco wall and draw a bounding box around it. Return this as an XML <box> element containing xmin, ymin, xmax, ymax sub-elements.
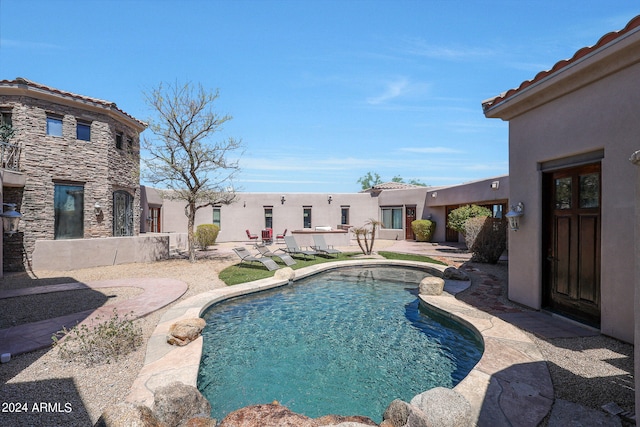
<box><xmin>488</xmin><ymin>34</ymin><xmax>640</xmax><ymax>342</ymax></box>
<box><xmin>32</xmin><ymin>235</ymin><xmax>169</xmax><ymax>271</ymax></box>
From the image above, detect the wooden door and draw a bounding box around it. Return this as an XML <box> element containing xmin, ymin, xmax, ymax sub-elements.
<box><xmin>543</xmin><ymin>163</ymin><xmax>601</xmax><ymax>326</ymax></box>
<box><xmin>445</xmin><ymin>205</ymin><xmax>459</xmax><ymax>242</ymax></box>
<box><xmin>405</xmin><ymin>206</ymin><xmax>416</xmax><ymax>240</ymax></box>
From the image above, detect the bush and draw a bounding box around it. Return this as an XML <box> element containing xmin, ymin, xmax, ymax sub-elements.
<box><xmin>464</xmin><ymin>216</ymin><xmax>507</xmax><ymax>264</ymax></box>
<box><xmin>196</xmin><ymin>224</ymin><xmax>220</xmax><ymax>249</ymax></box>
<box><xmin>52</xmin><ymin>309</ymin><xmax>143</xmax><ymax>366</ymax></box>
<box><xmin>411</xmin><ymin>219</ymin><xmax>436</xmax><ymax>242</ymax></box>
<box><xmin>447</xmin><ymin>205</ymin><xmax>492</xmax><ymax>234</ymax></box>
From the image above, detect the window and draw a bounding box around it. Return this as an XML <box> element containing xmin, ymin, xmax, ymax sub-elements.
<box><xmin>127</xmin><ymin>136</ymin><xmax>133</xmax><ymax>153</ymax></box>
<box><xmin>264</xmin><ymin>207</ymin><xmax>273</xmax><ymax>229</ymax></box>
<box><xmin>113</xmin><ymin>190</ymin><xmax>134</xmax><ymax>236</ymax></box>
<box><xmin>148</xmin><ymin>207</ymin><xmax>161</xmax><ymax>233</ymax></box>
<box><xmin>341</xmin><ymin>207</ymin><xmax>349</xmax><ymax>225</ymax></box>
<box><xmin>213</xmin><ymin>207</ymin><xmax>221</xmax><ymax>228</ymax></box>
<box><xmin>303</xmin><ymin>207</ymin><xmax>312</xmax><ymax>228</ymax></box>
<box><xmin>54</xmin><ymin>183</ymin><xmax>84</xmax><ymax>239</ymax></box>
<box><xmin>0</xmin><ymin>109</ymin><xmax>12</xmax><ymax>141</ymax></box>
<box><xmin>77</xmin><ymin>121</ymin><xmax>91</xmax><ymax>141</ymax></box>
<box><xmin>381</xmin><ymin>207</ymin><xmax>402</xmax><ymax>229</ymax></box>
<box><xmin>0</xmin><ymin>109</ymin><xmax>12</xmax><ymax>128</ymax></box>
<box><xmin>47</xmin><ymin>115</ymin><xmax>63</xmax><ymax>137</ymax></box>
<box><xmin>116</xmin><ymin>132</ymin><xmax>123</xmax><ymax>149</ymax></box>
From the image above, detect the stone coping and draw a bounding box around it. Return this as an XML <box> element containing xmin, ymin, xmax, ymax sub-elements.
<box><xmin>127</xmin><ymin>260</ymin><xmax>553</xmax><ymax>426</ymax></box>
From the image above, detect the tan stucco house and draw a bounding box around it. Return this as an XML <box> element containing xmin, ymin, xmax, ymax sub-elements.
<box><xmin>483</xmin><ymin>16</ymin><xmax>640</xmax><ymax>345</ymax></box>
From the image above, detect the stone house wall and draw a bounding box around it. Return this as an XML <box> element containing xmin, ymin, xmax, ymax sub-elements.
<box><xmin>0</xmin><ymin>93</ymin><xmax>141</xmax><ymax>270</ymax></box>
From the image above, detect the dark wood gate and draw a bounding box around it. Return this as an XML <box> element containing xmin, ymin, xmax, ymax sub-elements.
<box><xmin>445</xmin><ymin>205</ymin><xmax>459</xmax><ymax>242</ymax></box>
<box><xmin>543</xmin><ymin>163</ymin><xmax>601</xmax><ymax>326</ymax></box>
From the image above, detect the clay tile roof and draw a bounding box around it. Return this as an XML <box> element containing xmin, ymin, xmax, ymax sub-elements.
<box><xmin>482</xmin><ymin>14</ymin><xmax>640</xmax><ymax>112</ymax></box>
<box><xmin>0</xmin><ymin>77</ymin><xmax>146</xmax><ymax>129</ymax></box>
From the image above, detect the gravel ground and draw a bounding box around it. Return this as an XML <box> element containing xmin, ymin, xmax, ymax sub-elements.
<box><xmin>0</xmin><ymin>247</ymin><xmax>635</xmax><ymax>426</ymax></box>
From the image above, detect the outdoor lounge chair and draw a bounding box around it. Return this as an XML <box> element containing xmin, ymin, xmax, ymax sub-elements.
<box><xmin>311</xmin><ymin>234</ymin><xmax>341</xmax><ymax>257</ymax></box>
<box><xmin>246</xmin><ymin>229</ymin><xmax>259</xmax><ymax>241</ymax></box>
<box><xmin>255</xmin><ymin>243</ymin><xmax>297</xmax><ymax>266</ymax></box>
<box><xmin>282</xmin><ymin>235</ymin><xmax>317</xmax><ymax>260</ymax></box>
<box><xmin>233</xmin><ymin>247</ymin><xmax>280</xmax><ymax>271</ymax></box>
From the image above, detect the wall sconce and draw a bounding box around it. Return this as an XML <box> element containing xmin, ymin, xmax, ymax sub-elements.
<box><xmin>0</xmin><ymin>203</ymin><xmax>23</xmax><ymax>236</ymax></box>
<box><xmin>328</xmin><ymin>195</ymin><xmax>333</xmax><ymax>204</ymax></box>
<box><xmin>505</xmin><ymin>202</ymin><xmax>524</xmax><ymax>231</ymax></box>
<box><xmin>431</xmin><ymin>192</ymin><xmax>437</xmax><ymax>198</ymax></box>
<box><xmin>280</xmin><ymin>195</ymin><xmax>286</xmax><ymax>205</ymax></box>
<box><xmin>491</xmin><ymin>181</ymin><xmax>500</xmax><ymax>190</ymax></box>
<box><xmin>94</xmin><ymin>202</ymin><xmax>103</xmax><ymax>216</ymax></box>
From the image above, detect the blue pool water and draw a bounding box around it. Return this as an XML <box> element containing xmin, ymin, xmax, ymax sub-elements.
<box><xmin>197</xmin><ymin>266</ymin><xmax>483</xmax><ymax>422</ymax></box>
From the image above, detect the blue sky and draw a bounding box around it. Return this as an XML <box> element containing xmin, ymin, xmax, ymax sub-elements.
<box><xmin>1</xmin><ymin>1</ymin><xmax>638</xmax><ymax>193</ymax></box>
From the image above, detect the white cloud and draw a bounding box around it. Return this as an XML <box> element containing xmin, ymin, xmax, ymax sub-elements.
<box><xmin>366</xmin><ymin>77</ymin><xmax>430</xmax><ymax>105</ymax></box>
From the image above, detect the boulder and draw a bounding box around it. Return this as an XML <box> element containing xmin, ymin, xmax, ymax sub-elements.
<box><xmin>315</xmin><ymin>414</ymin><xmax>377</xmax><ymax>425</ymax></box>
<box><xmin>180</xmin><ymin>416</ymin><xmax>217</xmax><ymax>427</ymax></box>
<box><xmin>419</xmin><ymin>276</ymin><xmax>445</xmax><ymax>296</ymax></box>
<box><xmin>410</xmin><ymin>387</ymin><xmax>472</xmax><ymax>427</ymax></box>
<box><xmin>442</xmin><ymin>267</ymin><xmax>469</xmax><ymax>281</ymax></box>
<box><xmin>218</xmin><ymin>403</ymin><xmax>318</xmax><ymax>427</ymax></box>
<box><xmin>274</xmin><ymin>266</ymin><xmax>295</xmax><ymax>281</ymax></box>
<box><xmin>167</xmin><ymin>318</ymin><xmax>206</xmax><ymax>346</ymax></box>
<box><xmin>94</xmin><ymin>402</ymin><xmax>163</xmax><ymax>427</ymax></box>
<box><xmin>153</xmin><ymin>381</ymin><xmax>211</xmax><ymax>427</ymax></box>
<box><xmin>382</xmin><ymin>399</ymin><xmax>430</xmax><ymax>427</ymax></box>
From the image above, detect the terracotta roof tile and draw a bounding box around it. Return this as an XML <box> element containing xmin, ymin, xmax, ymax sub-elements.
<box><xmin>482</xmin><ymin>14</ymin><xmax>640</xmax><ymax>112</ymax></box>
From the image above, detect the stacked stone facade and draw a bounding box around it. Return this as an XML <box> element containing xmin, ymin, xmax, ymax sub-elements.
<box><xmin>0</xmin><ymin>79</ymin><xmax>146</xmax><ymax>271</ymax></box>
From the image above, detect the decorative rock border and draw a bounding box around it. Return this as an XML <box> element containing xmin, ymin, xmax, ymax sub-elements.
<box><xmin>126</xmin><ymin>260</ymin><xmax>553</xmax><ymax>425</ymax></box>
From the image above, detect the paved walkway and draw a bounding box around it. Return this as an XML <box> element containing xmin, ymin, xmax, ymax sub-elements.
<box><xmin>0</xmin><ymin>278</ymin><xmax>187</xmax><ymax>357</ymax></box>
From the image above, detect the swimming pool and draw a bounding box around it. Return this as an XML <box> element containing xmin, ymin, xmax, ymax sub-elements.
<box><xmin>197</xmin><ymin>266</ymin><xmax>483</xmax><ymax>422</ymax></box>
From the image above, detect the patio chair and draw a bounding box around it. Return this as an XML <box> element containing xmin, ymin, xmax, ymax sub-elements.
<box><xmin>275</xmin><ymin>229</ymin><xmax>287</xmax><ymax>243</ymax></box>
<box><xmin>255</xmin><ymin>243</ymin><xmax>297</xmax><ymax>266</ymax></box>
<box><xmin>233</xmin><ymin>247</ymin><xmax>280</xmax><ymax>271</ymax></box>
<box><xmin>282</xmin><ymin>235</ymin><xmax>317</xmax><ymax>260</ymax></box>
<box><xmin>311</xmin><ymin>234</ymin><xmax>341</xmax><ymax>257</ymax></box>
<box><xmin>246</xmin><ymin>229</ymin><xmax>258</xmax><ymax>241</ymax></box>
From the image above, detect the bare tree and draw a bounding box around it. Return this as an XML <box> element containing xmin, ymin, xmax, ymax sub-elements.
<box><xmin>142</xmin><ymin>81</ymin><xmax>243</xmax><ymax>262</ymax></box>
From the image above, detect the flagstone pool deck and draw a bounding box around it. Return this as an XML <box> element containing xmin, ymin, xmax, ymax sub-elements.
<box><xmin>1</xmin><ymin>241</ymin><xmax>604</xmax><ymax>426</ymax></box>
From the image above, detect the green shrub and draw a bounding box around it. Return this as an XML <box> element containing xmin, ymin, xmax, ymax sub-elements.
<box><xmin>411</xmin><ymin>219</ymin><xmax>436</xmax><ymax>242</ymax></box>
<box><xmin>52</xmin><ymin>309</ymin><xmax>142</xmax><ymax>366</ymax></box>
<box><xmin>447</xmin><ymin>204</ymin><xmax>492</xmax><ymax>234</ymax></box>
<box><xmin>465</xmin><ymin>216</ymin><xmax>507</xmax><ymax>264</ymax></box>
<box><xmin>196</xmin><ymin>224</ymin><xmax>220</xmax><ymax>249</ymax></box>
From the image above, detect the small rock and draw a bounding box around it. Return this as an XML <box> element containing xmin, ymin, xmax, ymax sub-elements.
<box><xmin>153</xmin><ymin>381</ymin><xmax>211</xmax><ymax>427</ymax></box>
<box><xmin>443</xmin><ymin>267</ymin><xmax>469</xmax><ymax>281</ymax></box>
<box><xmin>167</xmin><ymin>318</ymin><xmax>206</xmax><ymax>346</ymax></box>
<box><xmin>382</xmin><ymin>399</ymin><xmax>430</xmax><ymax>427</ymax></box>
<box><xmin>274</xmin><ymin>267</ymin><xmax>295</xmax><ymax>281</ymax></box>
<box><xmin>410</xmin><ymin>387</ymin><xmax>472</xmax><ymax>427</ymax></box>
<box><xmin>419</xmin><ymin>276</ymin><xmax>445</xmax><ymax>296</ymax></box>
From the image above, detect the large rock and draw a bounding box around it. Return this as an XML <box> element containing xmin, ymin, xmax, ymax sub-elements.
<box><xmin>274</xmin><ymin>266</ymin><xmax>295</xmax><ymax>281</ymax></box>
<box><xmin>442</xmin><ymin>267</ymin><xmax>469</xmax><ymax>281</ymax></box>
<box><xmin>94</xmin><ymin>402</ymin><xmax>163</xmax><ymax>427</ymax></box>
<box><xmin>218</xmin><ymin>403</ymin><xmax>318</xmax><ymax>427</ymax></box>
<box><xmin>153</xmin><ymin>381</ymin><xmax>211</xmax><ymax>427</ymax></box>
<box><xmin>419</xmin><ymin>276</ymin><xmax>445</xmax><ymax>296</ymax></box>
<box><xmin>315</xmin><ymin>414</ymin><xmax>377</xmax><ymax>425</ymax></box>
<box><xmin>410</xmin><ymin>387</ymin><xmax>472</xmax><ymax>427</ymax></box>
<box><xmin>167</xmin><ymin>318</ymin><xmax>206</xmax><ymax>346</ymax></box>
<box><xmin>382</xmin><ymin>399</ymin><xmax>430</xmax><ymax>427</ymax></box>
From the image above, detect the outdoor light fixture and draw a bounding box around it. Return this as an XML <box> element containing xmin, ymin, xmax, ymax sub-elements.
<box><xmin>0</xmin><ymin>203</ymin><xmax>22</xmax><ymax>236</ymax></box>
<box><xmin>491</xmin><ymin>181</ymin><xmax>500</xmax><ymax>190</ymax></box>
<box><xmin>281</xmin><ymin>195</ymin><xmax>286</xmax><ymax>205</ymax></box>
<box><xmin>431</xmin><ymin>192</ymin><xmax>437</xmax><ymax>198</ymax></box>
<box><xmin>94</xmin><ymin>202</ymin><xmax>103</xmax><ymax>216</ymax></box>
<box><xmin>505</xmin><ymin>202</ymin><xmax>524</xmax><ymax>231</ymax></box>
<box><xmin>328</xmin><ymin>195</ymin><xmax>333</xmax><ymax>204</ymax></box>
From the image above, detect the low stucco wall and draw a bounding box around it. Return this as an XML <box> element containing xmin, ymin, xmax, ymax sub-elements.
<box><xmin>32</xmin><ymin>235</ymin><xmax>169</xmax><ymax>271</ymax></box>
